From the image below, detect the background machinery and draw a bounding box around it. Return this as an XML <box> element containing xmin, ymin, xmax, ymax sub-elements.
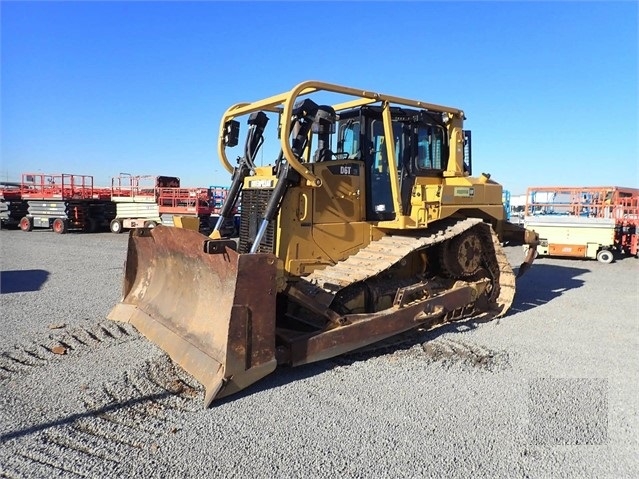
<box><xmin>109</xmin><ymin>81</ymin><xmax>538</xmax><ymax>406</ymax></box>
<box><xmin>209</xmin><ymin>185</ymin><xmax>240</xmax><ymax>236</ymax></box>
<box><xmin>18</xmin><ymin>173</ymin><xmax>111</xmax><ymax>233</ymax></box>
<box><xmin>523</xmin><ymin>185</ymin><xmax>639</xmax><ymax>262</ymax></box>
<box><xmin>109</xmin><ymin>174</ymin><xmax>213</xmax><ymax>234</ymax></box>
<box><xmin>0</xmin><ymin>182</ymin><xmax>27</xmax><ymax>229</ymax></box>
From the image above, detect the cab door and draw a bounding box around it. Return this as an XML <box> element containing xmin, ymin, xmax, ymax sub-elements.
<box><xmin>310</xmin><ymin>120</ymin><xmax>366</xmax><ymax>260</ymax></box>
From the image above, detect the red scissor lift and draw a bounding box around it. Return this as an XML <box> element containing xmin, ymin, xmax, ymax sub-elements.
<box><xmin>18</xmin><ymin>173</ymin><xmax>110</xmax><ymax>233</ymax></box>
<box><xmin>156</xmin><ymin>186</ymin><xmax>214</xmax><ymax>232</ymax></box>
<box><xmin>613</xmin><ymin>194</ymin><xmax>639</xmax><ymax>257</ymax></box>
<box><xmin>0</xmin><ymin>183</ymin><xmax>28</xmax><ymax>229</ymax></box>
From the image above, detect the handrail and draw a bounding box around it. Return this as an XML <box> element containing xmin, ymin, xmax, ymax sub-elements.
<box><xmin>217</xmin><ymin>80</ymin><xmax>464</xmax><ymax>186</ymax></box>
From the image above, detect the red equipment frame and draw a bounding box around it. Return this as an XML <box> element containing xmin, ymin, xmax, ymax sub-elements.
<box><xmin>614</xmin><ymin>195</ymin><xmax>639</xmax><ymax>255</ymax></box>
<box><xmin>20</xmin><ymin>173</ymin><xmax>98</xmax><ymax>200</ymax></box>
<box><xmin>156</xmin><ymin>187</ymin><xmax>213</xmax><ymax>215</ymax></box>
<box><xmin>0</xmin><ymin>185</ymin><xmax>22</xmax><ymax>201</ymax></box>
<box><xmin>110</xmin><ymin>175</ymin><xmax>158</xmax><ymax>202</ymax></box>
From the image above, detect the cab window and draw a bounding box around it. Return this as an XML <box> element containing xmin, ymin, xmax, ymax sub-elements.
<box><xmin>338</xmin><ymin>120</ymin><xmax>360</xmax><ymax>158</ymax></box>
<box><xmin>416</xmin><ymin>125</ymin><xmax>446</xmax><ymax>171</ymax></box>
<box><xmin>371</xmin><ymin>120</ymin><xmax>404</xmax><ymax>172</ymax></box>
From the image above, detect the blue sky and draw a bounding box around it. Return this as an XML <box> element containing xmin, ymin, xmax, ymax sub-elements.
<box><xmin>2</xmin><ymin>1</ymin><xmax>637</xmax><ymax>194</ymax></box>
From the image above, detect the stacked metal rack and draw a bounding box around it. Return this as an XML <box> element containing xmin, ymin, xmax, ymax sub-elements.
<box><xmin>523</xmin><ymin>186</ymin><xmax>639</xmax><ymax>262</ymax></box>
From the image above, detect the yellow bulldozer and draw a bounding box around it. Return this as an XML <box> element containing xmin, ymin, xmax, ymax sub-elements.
<box><xmin>108</xmin><ymin>81</ymin><xmax>538</xmax><ymax>406</ymax></box>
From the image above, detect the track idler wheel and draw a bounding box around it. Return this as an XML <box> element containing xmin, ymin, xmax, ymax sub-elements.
<box><xmin>441</xmin><ymin>229</ymin><xmax>483</xmax><ymax>277</ymax></box>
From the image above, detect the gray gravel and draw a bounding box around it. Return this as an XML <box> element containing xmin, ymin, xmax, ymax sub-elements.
<box><xmin>1</xmin><ymin>228</ymin><xmax>637</xmax><ymax>478</ymax></box>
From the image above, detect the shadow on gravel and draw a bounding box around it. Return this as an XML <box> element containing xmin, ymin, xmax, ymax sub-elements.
<box><xmin>213</xmin><ymin>362</ymin><xmax>337</xmax><ymax>406</ymax></box>
<box><xmin>510</xmin><ymin>262</ymin><xmax>588</xmax><ymax>314</ymax></box>
<box><xmin>0</xmin><ymin>391</ymin><xmax>173</xmax><ymax>442</ymax></box>
<box><xmin>0</xmin><ymin>269</ymin><xmax>49</xmax><ymax>293</ymax></box>
<box><xmin>614</xmin><ymin>254</ymin><xmax>639</xmax><ymax>263</ymax></box>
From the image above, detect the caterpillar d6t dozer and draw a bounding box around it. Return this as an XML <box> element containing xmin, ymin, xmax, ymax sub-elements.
<box><xmin>108</xmin><ymin>81</ymin><xmax>538</xmax><ymax>406</ymax></box>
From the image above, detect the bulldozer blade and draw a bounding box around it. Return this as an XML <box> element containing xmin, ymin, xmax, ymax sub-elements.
<box><xmin>107</xmin><ymin>226</ymin><xmax>278</xmax><ymax>406</ymax></box>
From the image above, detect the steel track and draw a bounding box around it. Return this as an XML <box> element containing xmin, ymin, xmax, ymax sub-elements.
<box><xmin>302</xmin><ymin>218</ymin><xmax>515</xmax><ymax>321</ymax></box>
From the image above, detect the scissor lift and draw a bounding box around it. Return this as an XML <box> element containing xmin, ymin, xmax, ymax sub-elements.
<box><xmin>109</xmin><ymin>175</ymin><xmax>212</xmax><ymax>233</ymax></box>
<box><xmin>523</xmin><ymin>186</ymin><xmax>639</xmax><ymax>262</ymax></box>
<box><xmin>156</xmin><ymin>186</ymin><xmax>214</xmax><ymax>233</ymax></box>
<box><xmin>0</xmin><ymin>184</ymin><xmax>28</xmax><ymax>229</ymax></box>
<box><xmin>18</xmin><ymin>173</ymin><xmax>107</xmax><ymax>234</ymax></box>
<box><xmin>108</xmin><ymin>175</ymin><xmax>164</xmax><ymax>233</ymax></box>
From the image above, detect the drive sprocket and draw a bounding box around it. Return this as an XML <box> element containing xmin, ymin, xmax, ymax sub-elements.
<box><xmin>440</xmin><ymin>227</ymin><xmax>484</xmax><ymax>277</ymax></box>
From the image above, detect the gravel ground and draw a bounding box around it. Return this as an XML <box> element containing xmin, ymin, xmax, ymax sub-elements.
<box><xmin>1</xmin><ymin>227</ymin><xmax>637</xmax><ymax>478</ymax></box>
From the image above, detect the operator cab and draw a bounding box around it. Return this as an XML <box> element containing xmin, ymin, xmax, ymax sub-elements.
<box><xmin>335</xmin><ymin>107</ymin><xmax>452</xmax><ymax>221</ymax></box>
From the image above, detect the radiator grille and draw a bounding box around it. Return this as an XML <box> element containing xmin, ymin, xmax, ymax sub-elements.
<box><xmin>238</xmin><ymin>189</ymin><xmax>276</xmax><ymax>254</ymax></box>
